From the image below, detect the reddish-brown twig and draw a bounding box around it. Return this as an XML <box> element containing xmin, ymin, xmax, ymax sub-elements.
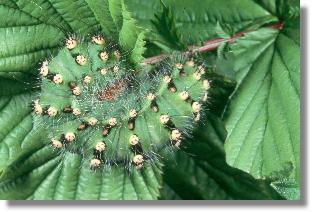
<box><xmin>141</xmin><ymin>22</ymin><xmax>284</xmax><ymax>65</ymax></box>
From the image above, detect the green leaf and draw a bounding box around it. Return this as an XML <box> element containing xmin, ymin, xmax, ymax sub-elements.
<box><xmin>0</xmin><ymin>0</ymin><xmax>17</xmax><ymax>8</ymax></box>
<box><xmin>0</xmin><ymin>93</ymin><xmax>35</xmax><ymax>171</ymax></box>
<box><xmin>118</xmin><ymin>2</ymin><xmax>148</xmax><ymax>65</ymax></box>
<box><xmin>223</xmin><ymin>22</ymin><xmax>300</xmax><ymax>199</ymax></box>
<box><xmin>14</xmin><ymin>0</ymin><xmax>100</xmax><ymax>35</ymax></box>
<box><xmin>108</xmin><ymin>0</ymin><xmax>123</xmax><ymax>31</ymax></box>
<box><xmin>13</xmin><ymin>0</ymin><xmax>69</xmax><ymax>31</ymax></box>
<box><xmin>0</xmin><ymin>142</ymin><xmax>163</xmax><ymax>200</ymax></box>
<box><xmin>85</xmin><ymin>0</ymin><xmax>117</xmax><ymax>36</ymax></box>
<box><xmin>126</xmin><ymin>0</ymin><xmax>278</xmax><ymax>44</ymax></box>
<box><xmin>166</xmin><ymin>0</ymin><xmax>278</xmax><ymax>43</ymax></box>
<box><xmin>0</xmin><ymin>4</ymin><xmax>64</xmax><ymax>74</ymax></box>
<box><xmin>161</xmin><ymin>113</ymin><xmax>283</xmax><ymax>200</ymax></box>
<box><xmin>253</xmin><ymin>0</ymin><xmax>286</xmax><ymax>17</ymax></box>
<box><xmin>215</xmin><ymin>22</ymin><xmax>232</xmax><ymax>39</ymax></box>
<box><xmin>130</xmin><ymin>31</ymin><xmax>147</xmax><ymax>65</ymax></box>
<box><xmin>151</xmin><ymin>3</ymin><xmax>186</xmax><ymax>51</ymax></box>
<box><xmin>254</xmin><ymin>0</ymin><xmax>299</xmax><ymax>19</ymax></box>
<box><xmin>119</xmin><ymin>1</ymin><xmax>139</xmax><ymax>51</ymax></box>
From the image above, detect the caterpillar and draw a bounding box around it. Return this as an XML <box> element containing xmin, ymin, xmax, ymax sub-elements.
<box><xmin>33</xmin><ymin>35</ymin><xmax>211</xmax><ymax>170</ymax></box>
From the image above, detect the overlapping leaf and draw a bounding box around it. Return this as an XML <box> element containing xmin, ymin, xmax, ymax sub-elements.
<box><xmin>125</xmin><ymin>0</ymin><xmax>278</xmax><ymax>45</ymax></box>
<box><xmin>0</xmin><ymin>93</ymin><xmax>34</xmax><ymax>171</ymax></box>
<box><xmin>0</xmin><ymin>5</ymin><xmax>64</xmax><ymax>75</ymax></box>
<box><xmin>85</xmin><ymin>0</ymin><xmax>117</xmax><ymax>35</ymax></box>
<box><xmin>0</xmin><ymin>144</ymin><xmax>162</xmax><ymax>200</ymax></box>
<box><xmin>223</xmin><ymin>21</ymin><xmax>300</xmax><ymax>199</ymax></box>
<box><xmin>14</xmin><ymin>0</ymin><xmax>100</xmax><ymax>35</ymax></box>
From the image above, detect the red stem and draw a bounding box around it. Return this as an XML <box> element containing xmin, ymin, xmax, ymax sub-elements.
<box><xmin>142</xmin><ymin>22</ymin><xmax>284</xmax><ymax>65</ymax></box>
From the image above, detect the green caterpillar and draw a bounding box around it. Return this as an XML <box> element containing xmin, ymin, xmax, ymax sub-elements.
<box><xmin>32</xmin><ymin>35</ymin><xmax>211</xmax><ymax>170</ymax></box>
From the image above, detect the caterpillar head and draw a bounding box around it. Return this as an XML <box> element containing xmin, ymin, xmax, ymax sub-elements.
<box><xmin>33</xmin><ymin>35</ymin><xmax>211</xmax><ymax>170</ymax></box>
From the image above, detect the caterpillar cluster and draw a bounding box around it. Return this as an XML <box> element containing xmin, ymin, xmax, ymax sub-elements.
<box><xmin>32</xmin><ymin>35</ymin><xmax>211</xmax><ymax>170</ymax></box>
